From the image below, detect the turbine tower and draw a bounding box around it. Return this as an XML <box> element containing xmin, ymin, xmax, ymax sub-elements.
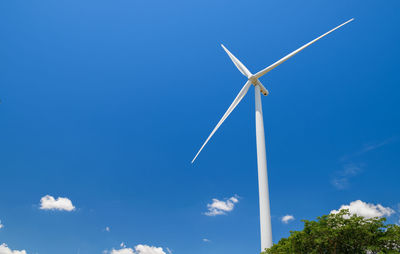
<box><xmin>192</xmin><ymin>19</ymin><xmax>353</xmax><ymax>252</ymax></box>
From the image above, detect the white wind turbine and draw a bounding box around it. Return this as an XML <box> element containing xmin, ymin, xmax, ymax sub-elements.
<box><xmin>191</xmin><ymin>18</ymin><xmax>354</xmax><ymax>252</ymax></box>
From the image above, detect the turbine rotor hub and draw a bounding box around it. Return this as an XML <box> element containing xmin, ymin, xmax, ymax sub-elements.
<box><xmin>249</xmin><ymin>75</ymin><xmax>258</xmax><ymax>84</ymax></box>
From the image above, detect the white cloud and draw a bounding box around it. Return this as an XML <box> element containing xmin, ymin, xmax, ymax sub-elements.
<box><xmin>166</xmin><ymin>247</ymin><xmax>172</xmax><ymax>254</ymax></box>
<box><xmin>202</xmin><ymin>238</ymin><xmax>211</xmax><ymax>242</ymax></box>
<box><xmin>39</xmin><ymin>195</ymin><xmax>75</xmax><ymax>211</ymax></box>
<box><xmin>281</xmin><ymin>215</ymin><xmax>295</xmax><ymax>224</ymax></box>
<box><xmin>331</xmin><ymin>200</ymin><xmax>395</xmax><ymax>219</ymax></box>
<box><xmin>205</xmin><ymin>196</ymin><xmax>239</xmax><ymax>216</ymax></box>
<box><xmin>108</xmin><ymin>245</ymin><xmax>166</xmax><ymax>254</ymax></box>
<box><xmin>0</xmin><ymin>243</ymin><xmax>27</xmax><ymax>254</ymax></box>
<box><xmin>111</xmin><ymin>248</ymin><xmax>134</xmax><ymax>254</ymax></box>
<box><xmin>105</xmin><ymin>226</ymin><xmax>110</xmax><ymax>232</ymax></box>
<box><xmin>0</xmin><ymin>220</ymin><xmax>3</xmax><ymax>229</ymax></box>
<box><xmin>135</xmin><ymin>245</ymin><xmax>166</xmax><ymax>254</ymax></box>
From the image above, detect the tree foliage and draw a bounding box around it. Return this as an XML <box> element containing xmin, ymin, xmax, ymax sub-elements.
<box><xmin>262</xmin><ymin>209</ymin><xmax>400</xmax><ymax>254</ymax></box>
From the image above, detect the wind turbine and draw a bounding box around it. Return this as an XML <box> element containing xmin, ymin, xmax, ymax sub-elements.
<box><xmin>191</xmin><ymin>18</ymin><xmax>354</xmax><ymax>252</ymax></box>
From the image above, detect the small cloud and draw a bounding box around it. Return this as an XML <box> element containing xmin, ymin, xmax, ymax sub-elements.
<box><xmin>39</xmin><ymin>195</ymin><xmax>75</xmax><ymax>211</ymax></box>
<box><xmin>0</xmin><ymin>220</ymin><xmax>3</xmax><ymax>229</ymax></box>
<box><xmin>166</xmin><ymin>247</ymin><xmax>172</xmax><ymax>254</ymax></box>
<box><xmin>110</xmin><ymin>248</ymin><xmax>134</xmax><ymax>254</ymax></box>
<box><xmin>202</xmin><ymin>238</ymin><xmax>211</xmax><ymax>242</ymax></box>
<box><xmin>108</xmin><ymin>244</ymin><xmax>167</xmax><ymax>254</ymax></box>
<box><xmin>105</xmin><ymin>226</ymin><xmax>110</xmax><ymax>232</ymax></box>
<box><xmin>204</xmin><ymin>195</ymin><xmax>239</xmax><ymax>216</ymax></box>
<box><xmin>281</xmin><ymin>215</ymin><xmax>295</xmax><ymax>224</ymax></box>
<box><xmin>0</xmin><ymin>243</ymin><xmax>27</xmax><ymax>254</ymax></box>
<box><xmin>331</xmin><ymin>200</ymin><xmax>395</xmax><ymax>218</ymax></box>
<box><xmin>120</xmin><ymin>243</ymin><xmax>126</xmax><ymax>248</ymax></box>
<box><xmin>134</xmin><ymin>244</ymin><xmax>166</xmax><ymax>254</ymax></box>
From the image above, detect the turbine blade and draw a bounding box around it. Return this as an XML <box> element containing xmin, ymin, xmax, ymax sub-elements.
<box><xmin>192</xmin><ymin>81</ymin><xmax>252</xmax><ymax>163</ymax></box>
<box><xmin>255</xmin><ymin>18</ymin><xmax>354</xmax><ymax>79</ymax></box>
<box><xmin>221</xmin><ymin>44</ymin><xmax>252</xmax><ymax>78</ymax></box>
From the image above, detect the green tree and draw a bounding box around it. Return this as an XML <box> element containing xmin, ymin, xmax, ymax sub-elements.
<box><xmin>262</xmin><ymin>209</ymin><xmax>400</xmax><ymax>254</ymax></box>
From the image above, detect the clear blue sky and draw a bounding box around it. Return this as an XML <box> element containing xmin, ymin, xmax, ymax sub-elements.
<box><xmin>1</xmin><ymin>0</ymin><xmax>400</xmax><ymax>253</ymax></box>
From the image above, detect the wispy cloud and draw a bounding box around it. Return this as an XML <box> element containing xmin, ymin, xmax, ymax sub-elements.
<box><xmin>39</xmin><ymin>195</ymin><xmax>75</xmax><ymax>211</ymax></box>
<box><xmin>331</xmin><ymin>138</ymin><xmax>397</xmax><ymax>189</ymax></box>
<box><xmin>331</xmin><ymin>163</ymin><xmax>364</xmax><ymax>190</ymax></box>
<box><xmin>340</xmin><ymin>137</ymin><xmax>397</xmax><ymax>162</ymax></box>
<box><xmin>331</xmin><ymin>137</ymin><xmax>397</xmax><ymax>190</ymax></box>
<box><xmin>331</xmin><ymin>200</ymin><xmax>394</xmax><ymax>218</ymax></box>
<box><xmin>281</xmin><ymin>215</ymin><xmax>295</xmax><ymax>224</ymax></box>
<box><xmin>0</xmin><ymin>220</ymin><xmax>3</xmax><ymax>229</ymax></box>
<box><xmin>105</xmin><ymin>226</ymin><xmax>110</xmax><ymax>232</ymax></box>
<box><xmin>202</xmin><ymin>238</ymin><xmax>211</xmax><ymax>243</ymax></box>
<box><xmin>204</xmin><ymin>195</ymin><xmax>239</xmax><ymax>216</ymax></box>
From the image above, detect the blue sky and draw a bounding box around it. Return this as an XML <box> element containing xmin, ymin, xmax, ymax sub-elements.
<box><xmin>1</xmin><ymin>0</ymin><xmax>400</xmax><ymax>253</ymax></box>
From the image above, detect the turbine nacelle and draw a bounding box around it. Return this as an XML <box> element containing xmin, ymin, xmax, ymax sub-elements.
<box><xmin>249</xmin><ymin>77</ymin><xmax>269</xmax><ymax>96</ymax></box>
<box><xmin>255</xmin><ymin>82</ymin><xmax>269</xmax><ymax>96</ymax></box>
